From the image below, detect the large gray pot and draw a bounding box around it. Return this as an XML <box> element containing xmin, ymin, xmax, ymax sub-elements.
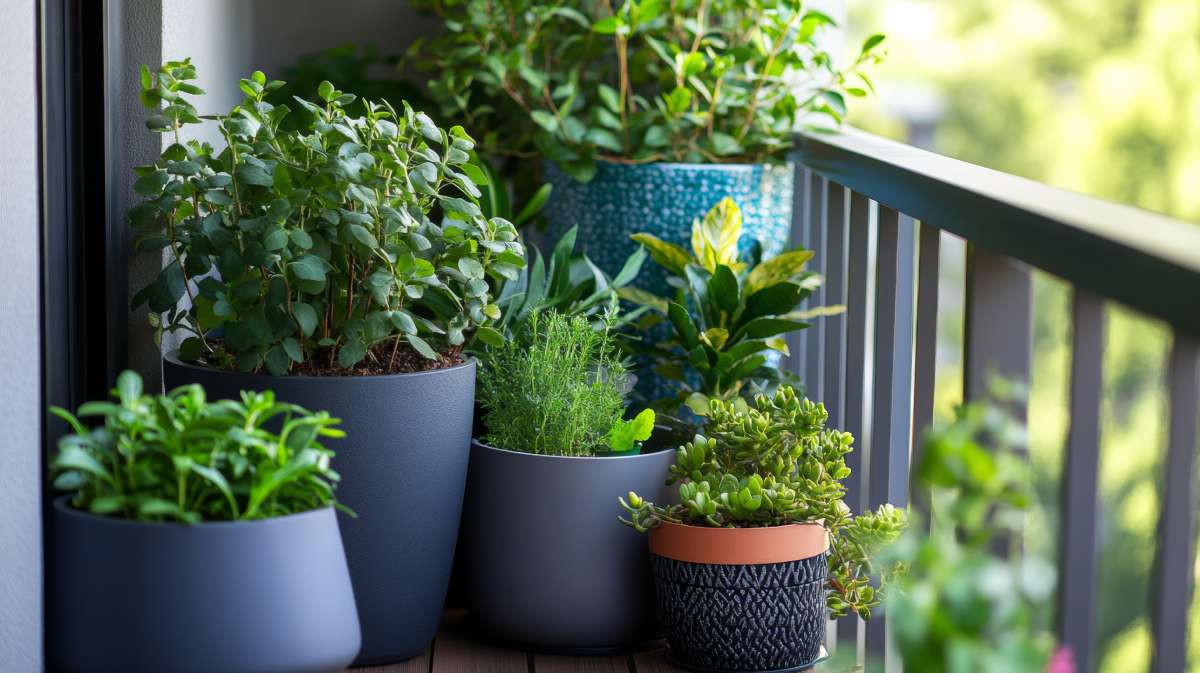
<box><xmin>464</xmin><ymin>440</ymin><xmax>676</xmax><ymax>652</ymax></box>
<box><xmin>50</xmin><ymin>498</ymin><xmax>360</xmax><ymax>673</ymax></box>
<box><xmin>163</xmin><ymin>354</ymin><xmax>476</xmax><ymax>665</ymax></box>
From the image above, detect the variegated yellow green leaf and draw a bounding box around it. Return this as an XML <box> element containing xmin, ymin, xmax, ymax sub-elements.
<box><xmin>745</xmin><ymin>248</ymin><xmax>815</xmax><ymax>295</ymax></box>
<box><xmin>764</xmin><ymin>337</ymin><xmax>790</xmax><ymax>356</ymax></box>
<box><xmin>631</xmin><ymin>232</ymin><xmax>692</xmax><ymax>276</ymax></box>
<box><xmin>691</xmin><ymin>197</ymin><xmax>744</xmax><ymax>273</ymax></box>
<box><xmin>617</xmin><ymin>286</ymin><xmax>670</xmax><ymax>313</ymax></box>
<box><xmin>782</xmin><ymin>304</ymin><xmax>847</xmax><ymax>320</ymax></box>
<box><xmin>700</xmin><ymin>327</ymin><xmax>730</xmax><ymax>350</ymax></box>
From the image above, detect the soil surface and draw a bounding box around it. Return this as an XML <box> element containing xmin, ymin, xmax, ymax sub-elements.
<box><xmin>291</xmin><ymin>341</ymin><xmax>466</xmax><ymax>376</ymax></box>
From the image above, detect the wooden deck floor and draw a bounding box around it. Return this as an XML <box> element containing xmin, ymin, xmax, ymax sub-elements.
<box><xmin>347</xmin><ymin>612</ymin><xmax>816</xmax><ymax>673</ymax></box>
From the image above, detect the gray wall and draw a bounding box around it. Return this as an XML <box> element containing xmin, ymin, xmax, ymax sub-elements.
<box><xmin>0</xmin><ymin>0</ymin><xmax>44</xmax><ymax>670</ymax></box>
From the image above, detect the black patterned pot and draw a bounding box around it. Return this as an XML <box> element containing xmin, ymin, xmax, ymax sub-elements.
<box><xmin>163</xmin><ymin>353</ymin><xmax>475</xmax><ymax>665</ymax></box>
<box><xmin>463</xmin><ymin>437</ymin><xmax>677</xmax><ymax>652</ymax></box>
<box><xmin>649</xmin><ymin>521</ymin><xmax>830</xmax><ymax>673</ymax></box>
<box><xmin>50</xmin><ymin>497</ymin><xmax>360</xmax><ymax>673</ymax></box>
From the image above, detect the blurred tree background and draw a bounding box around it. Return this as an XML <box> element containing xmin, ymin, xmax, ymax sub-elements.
<box><xmin>843</xmin><ymin>1</ymin><xmax>1200</xmax><ymax>671</ymax></box>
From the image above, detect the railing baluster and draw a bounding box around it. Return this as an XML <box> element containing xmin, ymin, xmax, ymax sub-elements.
<box><xmin>963</xmin><ymin>247</ymin><xmax>1033</xmax><ymax>414</ymax></box>
<box><xmin>1058</xmin><ymin>289</ymin><xmax>1104</xmax><ymax>673</ymax></box>
<box><xmin>788</xmin><ymin>166</ymin><xmax>812</xmax><ymax>377</ymax></box>
<box><xmin>866</xmin><ymin>207</ymin><xmax>916</xmax><ymax>662</ymax></box>
<box><xmin>805</xmin><ymin>173</ymin><xmax>827</xmax><ymax>401</ymax></box>
<box><xmin>1150</xmin><ymin>335</ymin><xmax>1199</xmax><ymax>673</ymax></box>
<box><xmin>838</xmin><ymin>190</ymin><xmax>872</xmax><ymax>652</ymax></box>
<box><xmin>822</xmin><ymin>182</ymin><xmax>848</xmax><ymax>427</ymax></box>
<box><xmin>909</xmin><ymin>223</ymin><xmax>940</xmax><ymax>516</ymax></box>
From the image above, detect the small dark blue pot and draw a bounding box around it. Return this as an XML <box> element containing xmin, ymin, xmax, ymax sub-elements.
<box><xmin>50</xmin><ymin>498</ymin><xmax>361</xmax><ymax>673</ymax></box>
<box><xmin>541</xmin><ymin>159</ymin><xmax>795</xmax><ymax>295</ymax></box>
<box><xmin>164</xmin><ymin>354</ymin><xmax>476</xmax><ymax>665</ymax></box>
<box><xmin>464</xmin><ymin>439</ymin><xmax>677</xmax><ymax>652</ymax></box>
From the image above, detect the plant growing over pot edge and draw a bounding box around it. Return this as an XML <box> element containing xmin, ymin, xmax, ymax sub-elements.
<box><xmin>129</xmin><ymin>59</ymin><xmax>523</xmax><ymax>375</ymax></box>
<box><xmin>479</xmin><ymin>310</ymin><xmax>654</xmax><ymax>456</ymax></box>
<box><xmin>620</xmin><ymin>385</ymin><xmax>907</xmax><ymax>620</ymax></box>
<box><xmin>410</xmin><ymin>0</ymin><xmax>885</xmax><ymax>180</ymax></box>
<box><xmin>51</xmin><ymin>370</ymin><xmax>345</xmax><ymax>522</ymax></box>
<box><xmin>622</xmin><ymin>197</ymin><xmax>838</xmax><ymax>417</ymax></box>
<box><xmin>48</xmin><ymin>371</ymin><xmax>361</xmax><ymax>673</ymax></box>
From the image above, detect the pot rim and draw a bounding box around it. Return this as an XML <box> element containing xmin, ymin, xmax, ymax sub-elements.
<box><xmin>52</xmin><ymin>494</ymin><xmax>335</xmax><ymax>530</ymax></box>
<box><xmin>471</xmin><ymin>437</ymin><xmax>674</xmax><ymax>462</ymax></box>
<box><xmin>548</xmin><ymin>157</ymin><xmax>789</xmax><ymax>172</ymax></box>
<box><xmin>163</xmin><ymin>350</ymin><xmax>476</xmax><ymax>382</ymax></box>
<box><xmin>649</xmin><ymin>519</ymin><xmax>829</xmax><ymax>566</ymax></box>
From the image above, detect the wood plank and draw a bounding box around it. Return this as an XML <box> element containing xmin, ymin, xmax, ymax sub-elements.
<box><xmin>822</xmin><ymin>180</ymin><xmax>848</xmax><ymax>428</ymax></box>
<box><xmin>910</xmin><ymin>221</ymin><xmax>940</xmax><ymax>519</ymax></box>
<box><xmin>804</xmin><ymin>172</ymin><xmax>827</xmax><ymax>401</ymax></box>
<box><xmin>533</xmin><ymin>653</ymin><xmax>628</xmax><ymax>673</ymax></box>
<box><xmin>632</xmin><ymin>648</ymin><xmax>814</xmax><ymax>673</ymax></box>
<box><xmin>430</xmin><ymin>612</ymin><xmax>528</xmax><ymax>673</ymax></box>
<box><xmin>350</xmin><ymin>647</ymin><xmax>432</xmax><ymax>673</ymax></box>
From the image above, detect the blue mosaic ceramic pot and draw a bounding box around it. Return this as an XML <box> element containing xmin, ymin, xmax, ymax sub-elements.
<box><xmin>541</xmin><ymin>159</ymin><xmax>796</xmax><ymax>296</ymax></box>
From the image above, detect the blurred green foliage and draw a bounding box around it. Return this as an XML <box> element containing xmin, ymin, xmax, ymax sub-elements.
<box><xmin>845</xmin><ymin>1</ymin><xmax>1198</xmax><ymax>671</ymax></box>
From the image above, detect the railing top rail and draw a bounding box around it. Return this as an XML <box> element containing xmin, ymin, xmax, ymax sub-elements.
<box><xmin>795</xmin><ymin>128</ymin><xmax>1200</xmax><ymax>338</ymax></box>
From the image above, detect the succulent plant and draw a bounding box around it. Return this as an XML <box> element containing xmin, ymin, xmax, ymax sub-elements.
<box><xmin>620</xmin><ymin>385</ymin><xmax>907</xmax><ymax>619</ymax></box>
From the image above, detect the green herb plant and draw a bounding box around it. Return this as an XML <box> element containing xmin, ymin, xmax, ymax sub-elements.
<box><xmin>622</xmin><ymin>197</ymin><xmax>837</xmax><ymax>414</ymax></box>
<box><xmin>49</xmin><ymin>371</ymin><xmax>345</xmax><ymax>523</ymax></box>
<box><xmin>129</xmin><ymin>59</ymin><xmax>523</xmax><ymax>375</ymax></box>
<box><xmin>620</xmin><ymin>385</ymin><xmax>907</xmax><ymax>619</ymax></box>
<box><xmin>479</xmin><ymin>311</ymin><xmax>654</xmax><ymax>456</ymax></box>
<box><xmin>881</xmin><ymin>393</ymin><xmax>1066</xmax><ymax>673</ymax></box>
<box><xmin>411</xmin><ymin>0</ymin><xmax>886</xmax><ymax>181</ymax></box>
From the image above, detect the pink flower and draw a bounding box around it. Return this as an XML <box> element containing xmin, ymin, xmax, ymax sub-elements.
<box><xmin>1046</xmin><ymin>647</ymin><xmax>1075</xmax><ymax>673</ymax></box>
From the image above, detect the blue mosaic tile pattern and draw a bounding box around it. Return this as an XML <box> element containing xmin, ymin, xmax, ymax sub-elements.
<box><xmin>541</xmin><ymin>159</ymin><xmax>795</xmax><ymax>296</ymax></box>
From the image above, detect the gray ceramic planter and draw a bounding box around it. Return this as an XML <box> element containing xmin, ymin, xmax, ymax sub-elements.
<box><xmin>163</xmin><ymin>353</ymin><xmax>476</xmax><ymax>665</ymax></box>
<box><xmin>463</xmin><ymin>439</ymin><xmax>676</xmax><ymax>652</ymax></box>
<box><xmin>50</xmin><ymin>497</ymin><xmax>360</xmax><ymax>673</ymax></box>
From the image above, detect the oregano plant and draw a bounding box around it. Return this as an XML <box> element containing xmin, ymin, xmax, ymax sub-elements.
<box><xmin>129</xmin><ymin>59</ymin><xmax>524</xmax><ymax>375</ymax></box>
<box><xmin>411</xmin><ymin>0</ymin><xmax>885</xmax><ymax>180</ymax></box>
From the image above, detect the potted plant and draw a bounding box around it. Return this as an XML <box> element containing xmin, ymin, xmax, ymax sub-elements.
<box><xmin>620</xmin><ymin>386</ymin><xmax>907</xmax><ymax>672</ymax></box>
<box><xmin>622</xmin><ymin>197</ymin><xmax>835</xmax><ymax>417</ymax></box>
<box><xmin>129</xmin><ymin>60</ymin><xmax>523</xmax><ymax>664</ymax></box>
<box><xmin>465</xmin><ymin>310</ymin><xmax>679</xmax><ymax>651</ymax></box>
<box><xmin>411</xmin><ymin>0</ymin><xmax>884</xmax><ymax>292</ymax></box>
<box><xmin>48</xmin><ymin>371</ymin><xmax>360</xmax><ymax>673</ymax></box>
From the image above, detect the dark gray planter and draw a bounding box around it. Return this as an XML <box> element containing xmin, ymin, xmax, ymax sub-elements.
<box><xmin>463</xmin><ymin>439</ymin><xmax>676</xmax><ymax>652</ymax></box>
<box><xmin>163</xmin><ymin>353</ymin><xmax>476</xmax><ymax>665</ymax></box>
<box><xmin>50</xmin><ymin>497</ymin><xmax>360</xmax><ymax>673</ymax></box>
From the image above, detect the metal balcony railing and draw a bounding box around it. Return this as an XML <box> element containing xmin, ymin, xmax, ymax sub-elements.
<box><xmin>787</xmin><ymin>128</ymin><xmax>1200</xmax><ymax>673</ymax></box>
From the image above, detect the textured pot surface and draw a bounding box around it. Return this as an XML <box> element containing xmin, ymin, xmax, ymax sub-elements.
<box><xmin>163</xmin><ymin>354</ymin><xmax>476</xmax><ymax>665</ymax></box>
<box><xmin>649</xmin><ymin>524</ymin><xmax>829</xmax><ymax>673</ymax></box>
<box><xmin>541</xmin><ymin>159</ymin><xmax>795</xmax><ymax>296</ymax></box>
<box><xmin>50</xmin><ymin>498</ymin><xmax>360</xmax><ymax>673</ymax></box>
<box><xmin>464</xmin><ymin>440</ymin><xmax>676</xmax><ymax>651</ymax></box>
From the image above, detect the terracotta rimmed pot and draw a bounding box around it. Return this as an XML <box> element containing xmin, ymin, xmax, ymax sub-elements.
<box><xmin>463</xmin><ymin>433</ymin><xmax>678</xmax><ymax>652</ymax></box>
<box><xmin>649</xmin><ymin>521</ymin><xmax>830</xmax><ymax>673</ymax></box>
<box><xmin>50</xmin><ymin>497</ymin><xmax>360</xmax><ymax>673</ymax></box>
<box><xmin>163</xmin><ymin>353</ymin><xmax>475</xmax><ymax>665</ymax></box>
